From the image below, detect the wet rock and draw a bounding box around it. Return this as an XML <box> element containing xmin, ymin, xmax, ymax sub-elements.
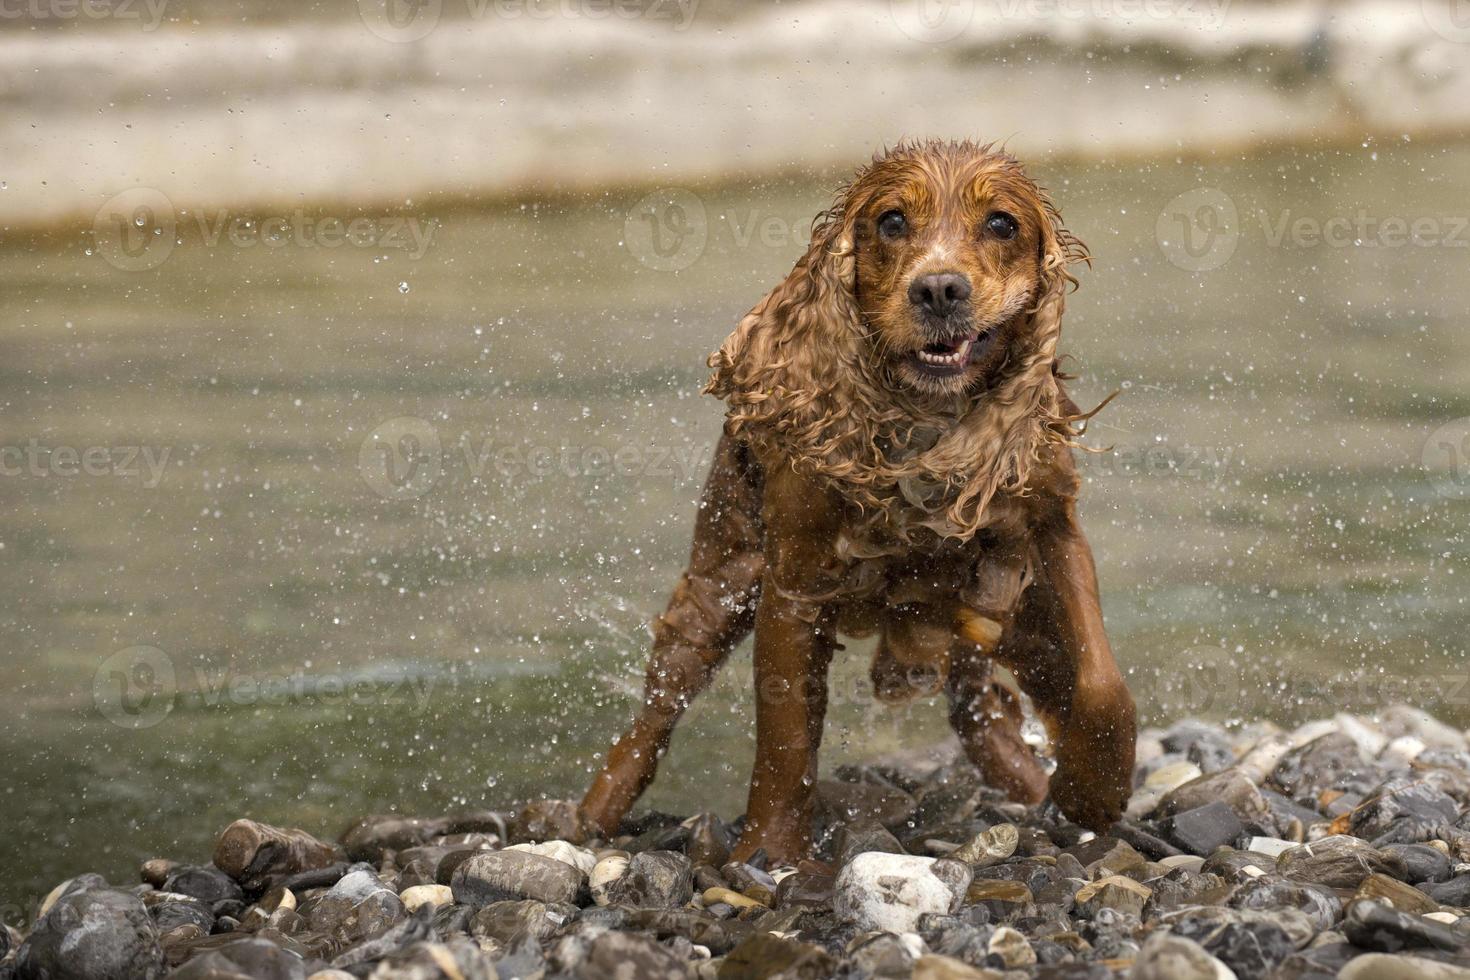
<box><xmin>1161</xmin><ymin>721</ymin><xmax>1237</xmax><ymax>775</ymax></box>
<box><xmin>308</xmin><ymin>870</ymin><xmax>407</xmax><ymax>945</ymax></box>
<box><xmin>1162</xmin><ymin>802</ymin><xmax>1246</xmax><ymax>856</ymax></box>
<box><xmin>360</xmin><ymin>937</ymin><xmax>491</xmax><ymax>979</ymax></box>
<box><xmin>833</xmin><ymin>853</ymin><xmax>972</xmax><ymax>933</ymax></box>
<box><xmin>1422</xmin><ymin>874</ymin><xmax>1470</xmax><ymax>906</ymax></box>
<box><xmin>964</xmin><ymin>879</ymin><xmax>1032</xmax><ymax>919</ymax></box>
<box><xmin>398</xmin><ymin>884</ymin><xmax>452</xmax><ymax>913</ymax></box>
<box><xmin>569</xmin><ymin>931</ymin><xmax>689</xmax><ymax>979</ymax></box>
<box><xmin>718</xmin><ymin>932</ymin><xmax>836</xmax><ymax>979</ymax></box>
<box><xmin>1342</xmin><ymin>898</ymin><xmax>1465</xmax><ymax>954</ymax></box>
<box><xmin>146</xmin><ymin>892</ymin><xmax>216</xmax><ymax>934</ymax></box>
<box><xmin>451</xmin><ymin>850</ymin><xmax>584</xmax><ymax>906</ymax></box>
<box><xmin>162</xmin><ymin>866</ymin><xmax>244</xmax><ymax>906</ymax></box>
<box><xmin>1350</xmin><ymin>778</ymin><xmax>1462</xmax><ymax>846</ymax></box>
<box><xmin>1064</xmin><ymin>837</ymin><xmax>1149</xmax><ymax>878</ymax></box>
<box><xmin>213</xmin><ymin>820</ymin><xmax>344</xmax><ymax>891</ymax></box>
<box><xmin>1277</xmin><ymin>835</ymin><xmax>1408</xmax><ymax>888</ymax></box>
<box><xmin>684</xmin><ymin>812</ymin><xmax>733</xmax><ymax>869</ymax></box>
<box><xmin>1127</xmin><ymin>931</ymin><xmax>1236</xmax><ymax>980</ymax></box>
<box><xmin>834</xmin><ymin>821</ymin><xmax>907</xmax><ymax>866</ymax></box>
<box><xmin>1381</xmin><ymin>843</ymin><xmax>1452</xmax><ymax>884</ymax></box>
<box><xmin>986</xmin><ymin>925</ymin><xmax>1035</xmax><ymax>967</ymax></box>
<box><xmin>340</xmin><ymin>816</ymin><xmax>451</xmax><ymax>863</ymax></box>
<box><xmin>1354</xmin><ymin>872</ymin><xmax>1440</xmax><ymax>915</ymax></box>
<box><xmin>912</xmin><ymin>954</ymin><xmax>1004</xmax><ymax>979</ymax></box>
<box><xmin>605</xmin><ymin>850</ymin><xmax>692</xmax><ymax>908</ymax></box>
<box><xmin>1073</xmin><ymin>876</ymin><xmax>1151</xmax><ymax>919</ymax></box>
<box><xmin>1173</xmin><ymin>914</ymin><xmax>1296</xmax><ymax>979</ymax></box>
<box><xmin>816</xmin><ymin>779</ymin><xmax>918</xmax><ymax>828</ymax></box>
<box><xmin>1271</xmin><ymin>733</ymin><xmax>1377</xmax><ymax>802</ymax></box>
<box><xmin>1158</xmin><ymin>770</ymin><xmax>1267</xmax><ymax>823</ymax></box>
<box><xmin>16</xmin><ymin>885</ymin><xmax>166</xmax><ymax>980</ymax></box>
<box><xmin>621</xmin><ymin>907</ymin><xmax>748</xmax><ymax>954</ymax></box>
<box><xmin>589</xmin><ymin>852</ymin><xmax>629</xmax><ymax>906</ymax></box>
<box><xmin>847</xmin><ymin>931</ymin><xmax>918</xmax><ymax>977</ymax></box>
<box><xmin>169</xmin><ymin>937</ymin><xmax>307</xmax><ymax>980</ymax></box>
<box><xmin>469</xmin><ymin>899</ymin><xmax>577</xmax><ymax>943</ymax></box>
<box><xmin>1228</xmin><ymin>875</ymin><xmax>1341</xmax><ymax>931</ymax></box>
<box><xmin>1337</xmin><ymin>953</ymin><xmax>1470</xmax><ymax>979</ymax></box>
<box><xmin>509</xmin><ymin>798</ymin><xmax>587</xmax><ymax>844</ymax></box>
<box><xmin>774</xmin><ymin>871</ymin><xmax>835</xmax><ymax>910</ymax></box>
<box><xmin>950</xmin><ymin>824</ymin><xmax>1019</xmax><ymax>867</ymax></box>
<box><xmin>506</xmin><ymin>839</ymin><xmax>598</xmax><ymax>874</ymax></box>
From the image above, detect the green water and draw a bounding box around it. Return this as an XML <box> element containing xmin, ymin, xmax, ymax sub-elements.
<box><xmin>2</xmin><ymin>141</ymin><xmax>1469</xmax><ymax>913</ymax></box>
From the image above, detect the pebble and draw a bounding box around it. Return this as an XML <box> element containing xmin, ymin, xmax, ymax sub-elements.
<box><xmin>833</xmin><ymin>853</ymin><xmax>972</xmax><ymax>933</ymax></box>
<box><xmin>604</xmin><ymin>849</ymin><xmax>693</xmax><ymax>908</ymax></box>
<box><xmin>1338</xmin><ymin>953</ymin><xmax>1470</xmax><ymax>979</ymax></box>
<box><xmin>397</xmin><ymin>884</ymin><xmax>452</xmax><ymax>913</ymax></box>
<box><xmin>16</xmin><ymin>883</ymin><xmax>166</xmax><ymax>980</ymax></box>
<box><xmin>451</xmin><ymin>850</ymin><xmax>585</xmax><ymax>905</ymax></box>
<box><xmin>1127</xmin><ymin>930</ymin><xmax>1237</xmax><ymax>979</ymax></box>
<box><xmin>985</xmin><ymin>925</ymin><xmax>1035</xmax><ymax>967</ymax></box>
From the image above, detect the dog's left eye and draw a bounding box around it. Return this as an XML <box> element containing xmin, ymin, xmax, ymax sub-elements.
<box><xmin>984</xmin><ymin>212</ymin><xmax>1019</xmax><ymax>240</ymax></box>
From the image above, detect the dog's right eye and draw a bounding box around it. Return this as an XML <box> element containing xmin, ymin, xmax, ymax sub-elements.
<box><xmin>877</xmin><ymin>210</ymin><xmax>908</xmax><ymax>240</ymax></box>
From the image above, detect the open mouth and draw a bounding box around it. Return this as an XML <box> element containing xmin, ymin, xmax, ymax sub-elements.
<box><xmin>911</xmin><ymin>330</ymin><xmax>986</xmax><ymax>375</ymax></box>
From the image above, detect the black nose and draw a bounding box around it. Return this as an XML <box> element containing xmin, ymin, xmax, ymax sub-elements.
<box><xmin>908</xmin><ymin>273</ymin><xmax>972</xmax><ymax>318</ymax></box>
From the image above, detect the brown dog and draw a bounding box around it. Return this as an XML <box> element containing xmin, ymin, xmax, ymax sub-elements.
<box><xmin>580</xmin><ymin>141</ymin><xmax>1136</xmax><ymax>863</ymax></box>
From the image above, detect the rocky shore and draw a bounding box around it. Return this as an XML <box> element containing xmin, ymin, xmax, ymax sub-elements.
<box><xmin>6</xmin><ymin>706</ymin><xmax>1470</xmax><ymax>979</ymax></box>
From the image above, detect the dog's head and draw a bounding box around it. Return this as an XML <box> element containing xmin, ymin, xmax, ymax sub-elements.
<box><xmin>837</xmin><ymin>144</ymin><xmax>1085</xmax><ymax>394</ymax></box>
<box><xmin>708</xmin><ymin>141</ymin><xmax>1088</xmax><ymax>536</ymax></box>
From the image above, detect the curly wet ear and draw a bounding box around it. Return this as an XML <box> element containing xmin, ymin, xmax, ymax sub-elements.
<box><xmin>705</xmin><ymin>200</ymin><xmax>866</xmax><ymax>446</ymax></box>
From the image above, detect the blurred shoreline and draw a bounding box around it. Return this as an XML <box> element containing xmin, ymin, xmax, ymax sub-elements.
<box><xmin>3</xmin><ymin>0</ymin><xmax>1469</xmax><ymax>232</ymax></box>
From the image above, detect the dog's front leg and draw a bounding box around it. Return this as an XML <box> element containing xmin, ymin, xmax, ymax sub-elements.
<box><xmin>1002</xmin><ymin>508</ymin><xmax>1136</xmax><ymax>831</ymax></box>
<box><xmin>731</xmin><ymin>464</ymin><xmax>841</xmax><ymax>864</ymax></box>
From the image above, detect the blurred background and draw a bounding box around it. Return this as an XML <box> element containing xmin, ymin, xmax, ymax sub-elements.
<box><xmin>3</xmin><ymin>0</ymin><xmax>1470</xmax><ymax>914</ymax></box>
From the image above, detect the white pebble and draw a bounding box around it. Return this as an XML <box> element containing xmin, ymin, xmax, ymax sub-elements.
<box><xmin>398</xmin><ymin>884</ymin><xmax>453</xmax><ymax>913</ymax></box>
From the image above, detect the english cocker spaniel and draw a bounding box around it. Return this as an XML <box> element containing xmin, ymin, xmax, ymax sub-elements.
<box><xmin>580</xmin><ymin>140</ymin><xmax>1136</xmax><ymax>863</ymax></box>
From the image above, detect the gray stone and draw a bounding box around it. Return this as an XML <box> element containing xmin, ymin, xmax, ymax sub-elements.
<box><xmin>1162</xmin><ymin>802</ymin><xmax>1246</xmax><ymax>856</ymax></box>
<box><xmin>16</xmin><ymin>886</ymin><xmax>166</xmax><ymax>980</ymax></box>
<box><xmin>451</xmin><ymin>850</ymin><xmax>585</xmax><ymax>906</ymax></box>
<box><xmin>605</xmin><ymin>850</ymin><xmax>692</xmax><ymax>908</ymax></box>
<box><xmin>1127</xmin><ymin>931</ymin><xmax>1236</xmax><ymax>980</ymax></box>
<box><xmin>1342</xmin><ymin>898</ymin><xmax>1465</xmax><ymax>954</ymax></box>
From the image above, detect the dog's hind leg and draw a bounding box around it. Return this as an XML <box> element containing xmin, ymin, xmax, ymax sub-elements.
<box><xmin>579</xmin><ymin>432</ymin><xmax>765</xmax><ymax>838</ymax></box>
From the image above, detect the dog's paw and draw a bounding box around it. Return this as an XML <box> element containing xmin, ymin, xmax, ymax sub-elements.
<box><xmin>1047</xmin><ymin>683</ymin><xmax>1137</xmax><ymax>831</ymax></box>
